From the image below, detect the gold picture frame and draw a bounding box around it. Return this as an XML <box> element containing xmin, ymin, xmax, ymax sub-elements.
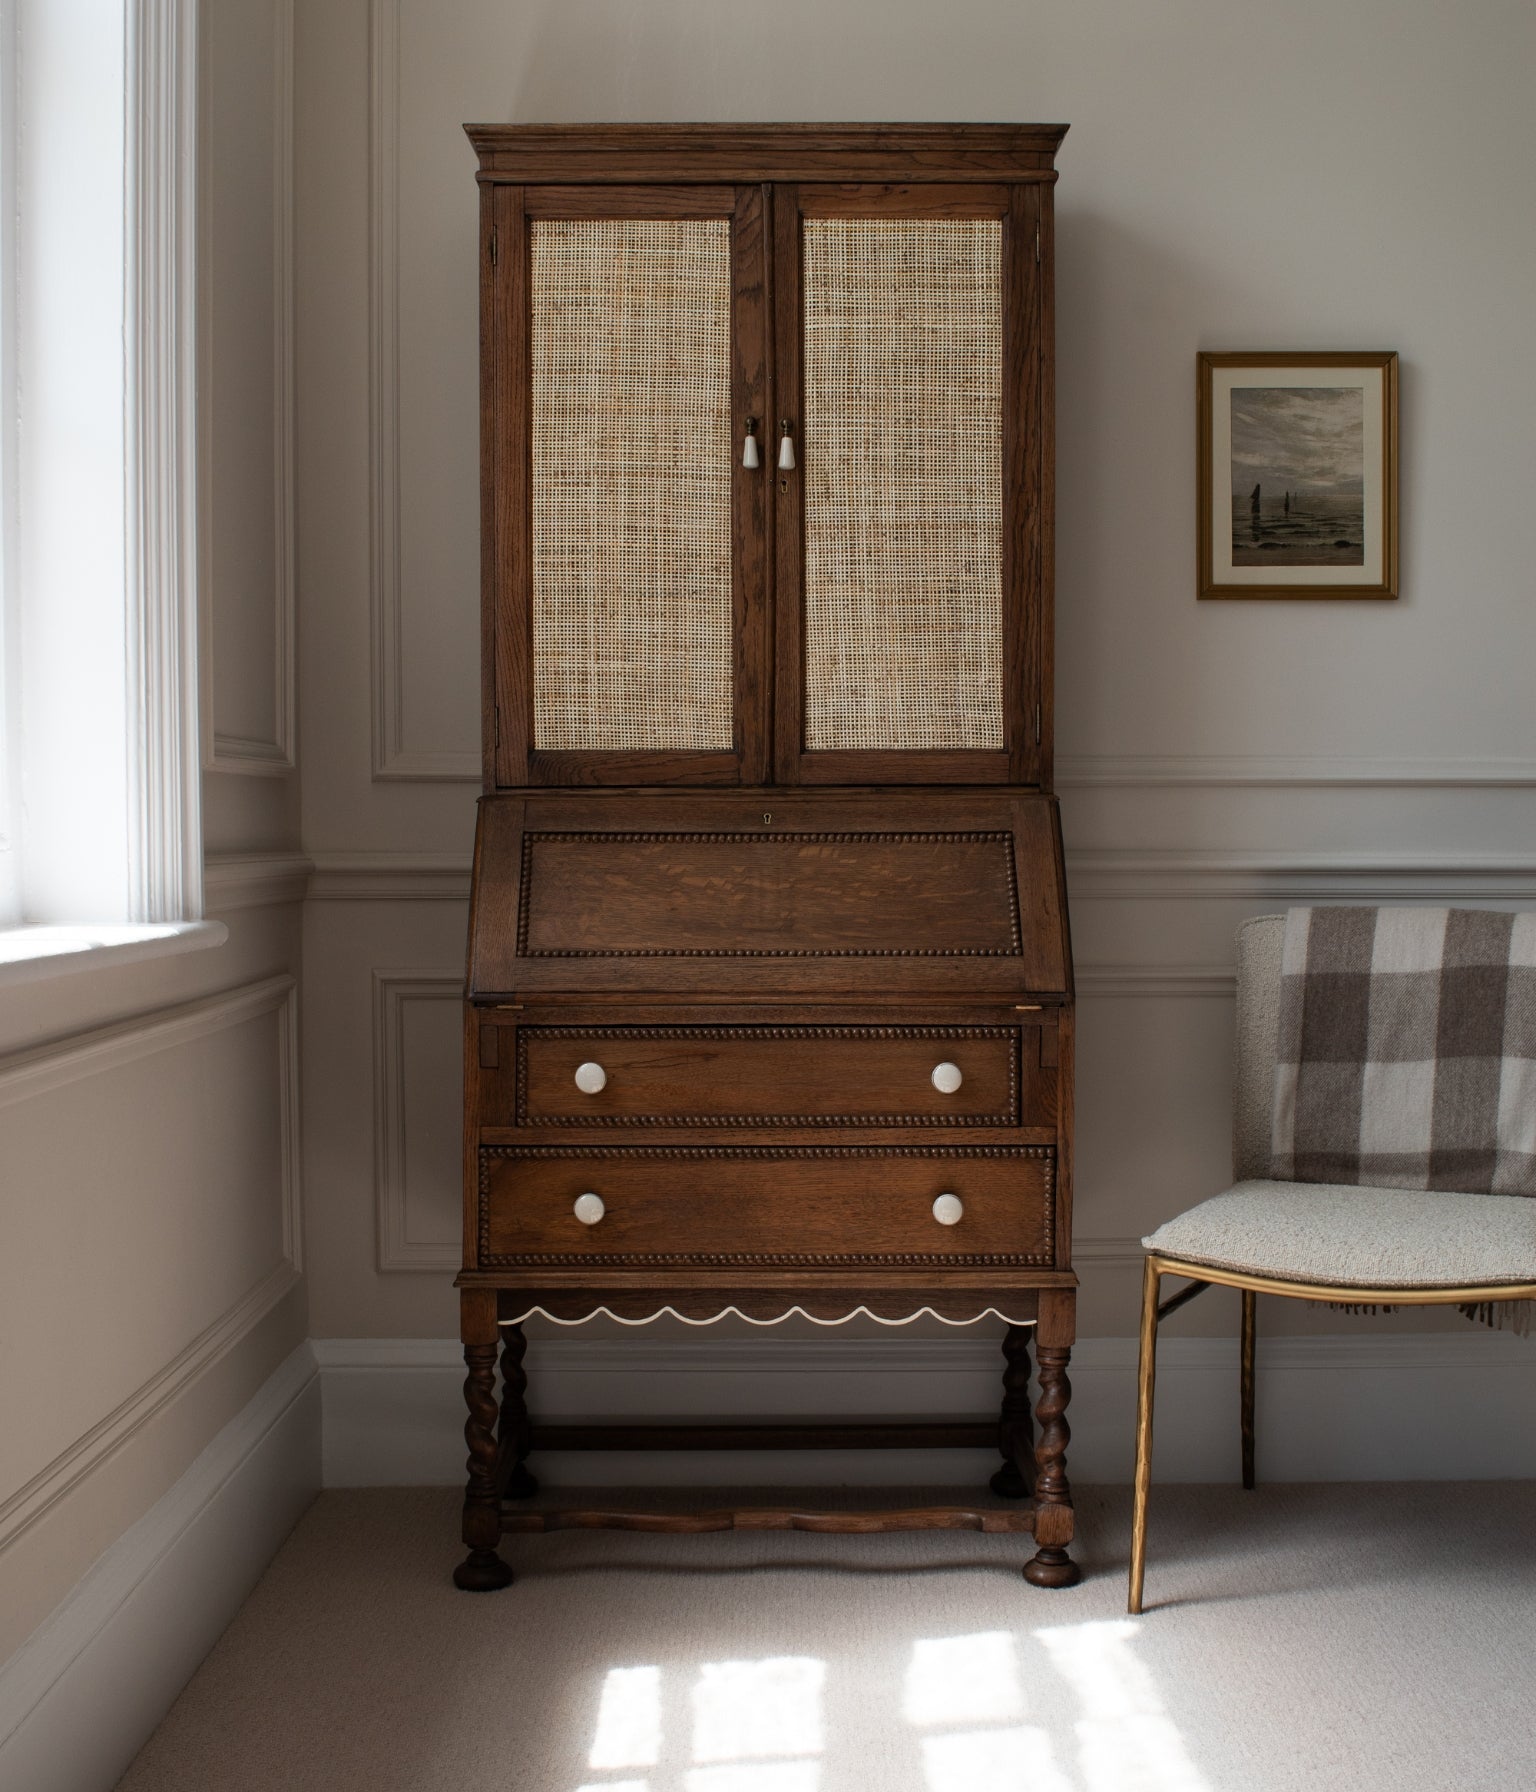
<box><xmin>1197</xmin><ymin>351</ymin><xmax>1399</xmax><ymax>600</ymax></box>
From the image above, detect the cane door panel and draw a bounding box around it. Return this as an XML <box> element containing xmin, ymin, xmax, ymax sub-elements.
<box><xmin>773</xmin><ymin>184</ymin><xmax>1044</xmax><ymax>786</ymax></box>
<box><xmin>489</xmin><ymin>184</ymin><xmax>770</xmax><ymax>787</ymax></box>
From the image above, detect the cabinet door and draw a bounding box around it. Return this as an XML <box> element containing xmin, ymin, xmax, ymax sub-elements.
<box><xmin>487</xmin><ymin>185</ymin><xmax>769</xmax><ymax>786</ymax></box>
<box><xmin>773</xmin><ymin>184</ymin><xmax>1045</xmax><ymax>785</ymax></box>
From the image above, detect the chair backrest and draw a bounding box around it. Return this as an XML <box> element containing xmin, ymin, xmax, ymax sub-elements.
<box><xmin>1233</xmin><ymin>913</ymin><xmax>1285</xmax><ymax>1181</ymax></box>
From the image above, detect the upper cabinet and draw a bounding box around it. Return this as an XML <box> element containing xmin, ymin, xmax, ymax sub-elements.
<box><xmin>467</xmin><ymin>125</ymin><xmax>1067</xmax><ymax>792</ymax></box>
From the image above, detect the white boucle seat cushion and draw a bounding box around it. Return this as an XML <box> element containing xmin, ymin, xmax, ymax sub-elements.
<box><xmin>1143</xmin><ymin>1180</ymin><xmax>1536</xmax><ymax>1289</ymax></box>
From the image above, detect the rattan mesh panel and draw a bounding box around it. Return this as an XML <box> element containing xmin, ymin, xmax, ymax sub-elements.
<box><xmin>531</xmin><ymin>218</ymin><xmax>734</xmax><ymax>752</ymax></box>
<box><xmin>802</xmin><ymin>218</ymin><xmax>1005</xmax><ymax>752</ymax></box>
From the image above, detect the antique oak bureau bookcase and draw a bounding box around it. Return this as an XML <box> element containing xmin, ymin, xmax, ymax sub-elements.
<box><xmin>456</xmin><ymin>123</ymin><xmax>1078</xmax><ymax>1590</ymax></box>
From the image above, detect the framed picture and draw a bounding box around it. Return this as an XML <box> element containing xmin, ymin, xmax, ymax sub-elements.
<box><xmin>1197</xmin><ymin>351</ymin><xmax>1398</xmax><ymax>599</ymax></box>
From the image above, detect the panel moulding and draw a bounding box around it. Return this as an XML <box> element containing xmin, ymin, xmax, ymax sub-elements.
<box><xmin>202</xmin><ymin>0</ymin><xmax>296</xmax><ymax>777</ymax></box>
<box><xmin>1058</xmin><ymin>754</ymin><xmax>1536</xmax><ymax>789</ymax></box>
<box><xmin>373</xmin><ymin>969</ymin><xmax>464</xmax><ymax>1270</ymax></box>
<box><xmin>368</xmin><ymin>0</ymin><xmax>479</xmax><ymax>782</ymax></box>
<box><xmin>0</xmin><ymin>1346</ymin><xmax>319</xmax><ymax>1785</ymax></box>
<box><xmin>202</xmin><ymin>851</ymin><xmax>313</xmax><ymax>912</ymax></box>
<box><xmin>306</xmin><ymin>848</ymin><xmax>1536</xmax><ymax>907</ymax></box>
<box><xmin>0</xmin><ymin>976</ymin><xmax>302</xmax><ymax>1553</ymax></box>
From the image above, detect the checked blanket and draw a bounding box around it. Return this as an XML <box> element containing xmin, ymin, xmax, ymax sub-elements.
<box><xmin>1271</xmin><ymin>907</ymin><xmax>1536</xmax><ymax>1196</ymax></box>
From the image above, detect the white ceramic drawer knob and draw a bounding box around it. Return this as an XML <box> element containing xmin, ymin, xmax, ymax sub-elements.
<box><xmin>931</xmin><ymin>1061</ymin><xmax>963</xmax><ymax>1094</ymax></box>
<box><xmin>574</xmin><ymin>1061</ymin><xmax>608</xmax><ymax>1094</ymax></box>
<box><xmin>932</xmin><ymin>1192</ymin><xmax>964</xmax><ymax>1226</ymax></box>
<box><xmin>573</xmin><ymin>1192</ymin><xmax>605</xmax><ymax>1226</ymax></box>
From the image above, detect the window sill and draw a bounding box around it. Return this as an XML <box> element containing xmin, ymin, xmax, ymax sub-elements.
<box><xmin>0</xmin><ymin>921</ymin><xmax>228</xmax><ymax>989</ymax></box>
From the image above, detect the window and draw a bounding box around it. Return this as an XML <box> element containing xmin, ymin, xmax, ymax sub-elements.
<box><xmin>0</xmin><ymin>0</ymin><xmax>216</xmax><ymax>975</ymax></box>
<box><xmin>0</xmin><ymin>0</ymin><xmax>18</xmax><ymax>928</ymax></box>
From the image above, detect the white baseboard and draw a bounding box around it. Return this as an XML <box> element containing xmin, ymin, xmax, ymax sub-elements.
<box><xmin>0</xmin><ymin>1345</ymin><xmax>321</xmax><ymax>1792</ymax></box>
<box><xmin>316</xmin><ymin>1330</ymin><xmax>1536</xmax><ymax>1490</ymax></box>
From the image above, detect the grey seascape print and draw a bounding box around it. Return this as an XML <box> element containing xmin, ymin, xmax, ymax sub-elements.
<box><xmin>1230</xmin><ymin>385</ymin><xmax>1365</xmax><ymax>566</ymax></box>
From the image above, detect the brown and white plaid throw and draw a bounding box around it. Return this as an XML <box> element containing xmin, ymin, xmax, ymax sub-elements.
<box><xmin>1271</xmin><ymin>907</ymin><xmax>1536</xmax><ymax>1195</ymax></box>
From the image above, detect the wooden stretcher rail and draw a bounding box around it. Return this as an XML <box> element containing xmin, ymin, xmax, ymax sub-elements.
<box><xmin>501</xmin><ymin>1506</ymin><xmax>1038</xmax><ymax>1534</ymax></box>
<box><xmin>528</xmin><ymin>1419</ymin><xmax>999</xmax><ymax>1451</ymax></box>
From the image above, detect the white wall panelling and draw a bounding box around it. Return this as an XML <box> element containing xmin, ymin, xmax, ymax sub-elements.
<box><xmin>1076</xmin><ymin>966</ymin><xmax>1233</xmax><ymax>998</ymax></box>
<box><xmin>1059</xmin><ymin>756</ymin><xmax>1536</xmax><ymax>788</ymax></box>
<box><xmin>0</xmin><ymin>1347</ymin><xmax>319</xmax><ymax>1792</ymax></box>
<box><xmin>368</xmin><ymin>0</ymin><xmax>479</xmax><ymax>782</ymax></box>
<box><xmin>373</xmin><ymin>970</ymin><xmax>464</xmax><ymax>1270</ymax></box>
<box><xmin>1067</xmin><ymin>850</ymin><xmax>1536</xmax><ymax>904</ymax></box>
<box><xmin>307</xmin><ymin>852</ymin><xmax>471</xmax><ymax>902</ymax></box>
<box><xmin>302</xmin><ymin>849</ymin><xmax>1536</xmax><ymax>908</ymax></box>
<box><xmin>202</xmin><ymin>851</ymin><xmax>314</xmax><ymax>913</ymax></box>
<box><xmin>297</xmin><ymin>0</ymin><xmax>1536</xmax><ymax>1359</ymax></box>
<box><xmin>0</xmin><ymin>0</ymin><xmax>305</xmax><ymax>1745</ymax></box>
<box><xmin>0</xmin><ymin>976</ymin><xmax>302</xmax><ymax>1556</ymax></box>
<box><xmin>200</xmin><ymin>0</ymin><xmax>296</xmax><ymax>776</ymax></box>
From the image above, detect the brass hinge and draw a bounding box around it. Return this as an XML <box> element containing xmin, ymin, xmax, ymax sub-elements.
<box><xmin>1035</xmin><ymin>702</ymin><xmax>1042</xmax><ymax>744</ymax></box>
<box><xmin>489</xmin><ymin>227</ymin><xmax>498</xmax><ymax>267</ymax></box>
<box><xmin>1035</xmin><ymin>224</ymin><xmax>1041</xmax><ymax>264</ymax></box>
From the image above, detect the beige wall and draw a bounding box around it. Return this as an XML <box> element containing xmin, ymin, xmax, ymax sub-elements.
<box><xmin>0</xmin><ymin>0</ymin><xmax>305</xmax><ymax>1659</ymax></box>
<box><xmin>295</xmin><ymin>0</ymin><xmax>1536</xmax><ymax>1345</ymax></box>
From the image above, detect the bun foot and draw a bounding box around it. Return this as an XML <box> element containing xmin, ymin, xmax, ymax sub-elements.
<box><xmin>454</xmin><ymin>1548</ymin><xmax>514</xmax><ymax>1592</ymax></box>
<box><xmin>989</xmin><ymin>1459</ymin><xmax>1028</xmax><ymax>1499</ymax></box>
<box><xmin>1023</xmin><ymin>1546</ymin><xmax>1082</xmax><ymax>1589</ymax></box>
<box><xmin>506</xmin><ymin>1462</ymin><xmax>540</xmax><ymax>1499</ymax></box>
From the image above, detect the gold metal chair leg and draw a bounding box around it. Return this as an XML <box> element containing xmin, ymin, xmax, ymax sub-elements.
<box><xmin>1240</xmin><ymin>1287</ymin><xmax>1257</xmax><ymax>1491</ymax></box>
<box><xmin>1128</xmin><ymin>1255</ymin><xmax>1161</xmax><ymax>1614</ymax></box>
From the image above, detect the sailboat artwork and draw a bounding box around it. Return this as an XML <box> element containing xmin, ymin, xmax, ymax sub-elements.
<box><xmin>1200</xmin><ymin>352</ymin><xmax>1397</xmax><ymax>601</ymax></box>
<box><xmin>1230</xmin><ymin>386</ymin><xmax>1365</xmax><ymax>566</ymax></box>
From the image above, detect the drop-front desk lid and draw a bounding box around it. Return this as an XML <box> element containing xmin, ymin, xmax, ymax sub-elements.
<box><xmin>467</xmin><ymin>792</ymin><xmax>1071</xmax><ymax>1001</ymax></box>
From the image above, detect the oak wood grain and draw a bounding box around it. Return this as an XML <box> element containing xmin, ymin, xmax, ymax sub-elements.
<box><xmin>514</xmin><ymin>1025</ymin><xmax>1028</xmax><ymax>1126</ymax></box>
<box><xmin>478</xmin><ymin>1144</ymin><xmax>1055</xmax><ymax>1265</ymax></box>
<box><xmin>467</xmin><ymin>791</ymin><xmax>1072</xmax><ymax>999</ymax></box>
<box><xmin>465</xmin><ymin>123</ymin><xmax>1069</xmax><ymax>186</ymax></box>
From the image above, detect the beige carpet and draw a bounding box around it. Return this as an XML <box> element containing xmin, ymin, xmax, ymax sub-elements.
<box><xmin>115</xmin><ymin>1483</ymin><xmax>1536</xmax><ymax>1792</ymax></box>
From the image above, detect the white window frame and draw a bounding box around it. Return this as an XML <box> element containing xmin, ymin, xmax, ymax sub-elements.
<box><xmin>128</xmin><ymin>0</ymin><xmax>203</xmax><ymax>923</ymax></box>
<box><xmin>0</xmin><ymin>0</ymin><xmax>222</xmax><ymax>982</ymax></box>
<box><xmin>0</xmin><ymin>0</ymin><xmax>20</xmax><ymax>928</ymax></box>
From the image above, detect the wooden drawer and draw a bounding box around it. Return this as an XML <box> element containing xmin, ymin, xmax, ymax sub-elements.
<box><xmin>506</xmin><ymin>1025</ymin><xmax>1050</xmax><ymax>1127</ymax></box>
<box><xmin>477</xmin><ymin>1145</ymin><xmax>1055</xmax><ymax>1267</ymax></box>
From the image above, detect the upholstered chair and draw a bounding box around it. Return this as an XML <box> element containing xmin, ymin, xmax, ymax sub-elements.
<box><xmin>1129</xmin><ymin>912</ymin><xmax>1536</xmax><ymax>1613</ymax></box>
